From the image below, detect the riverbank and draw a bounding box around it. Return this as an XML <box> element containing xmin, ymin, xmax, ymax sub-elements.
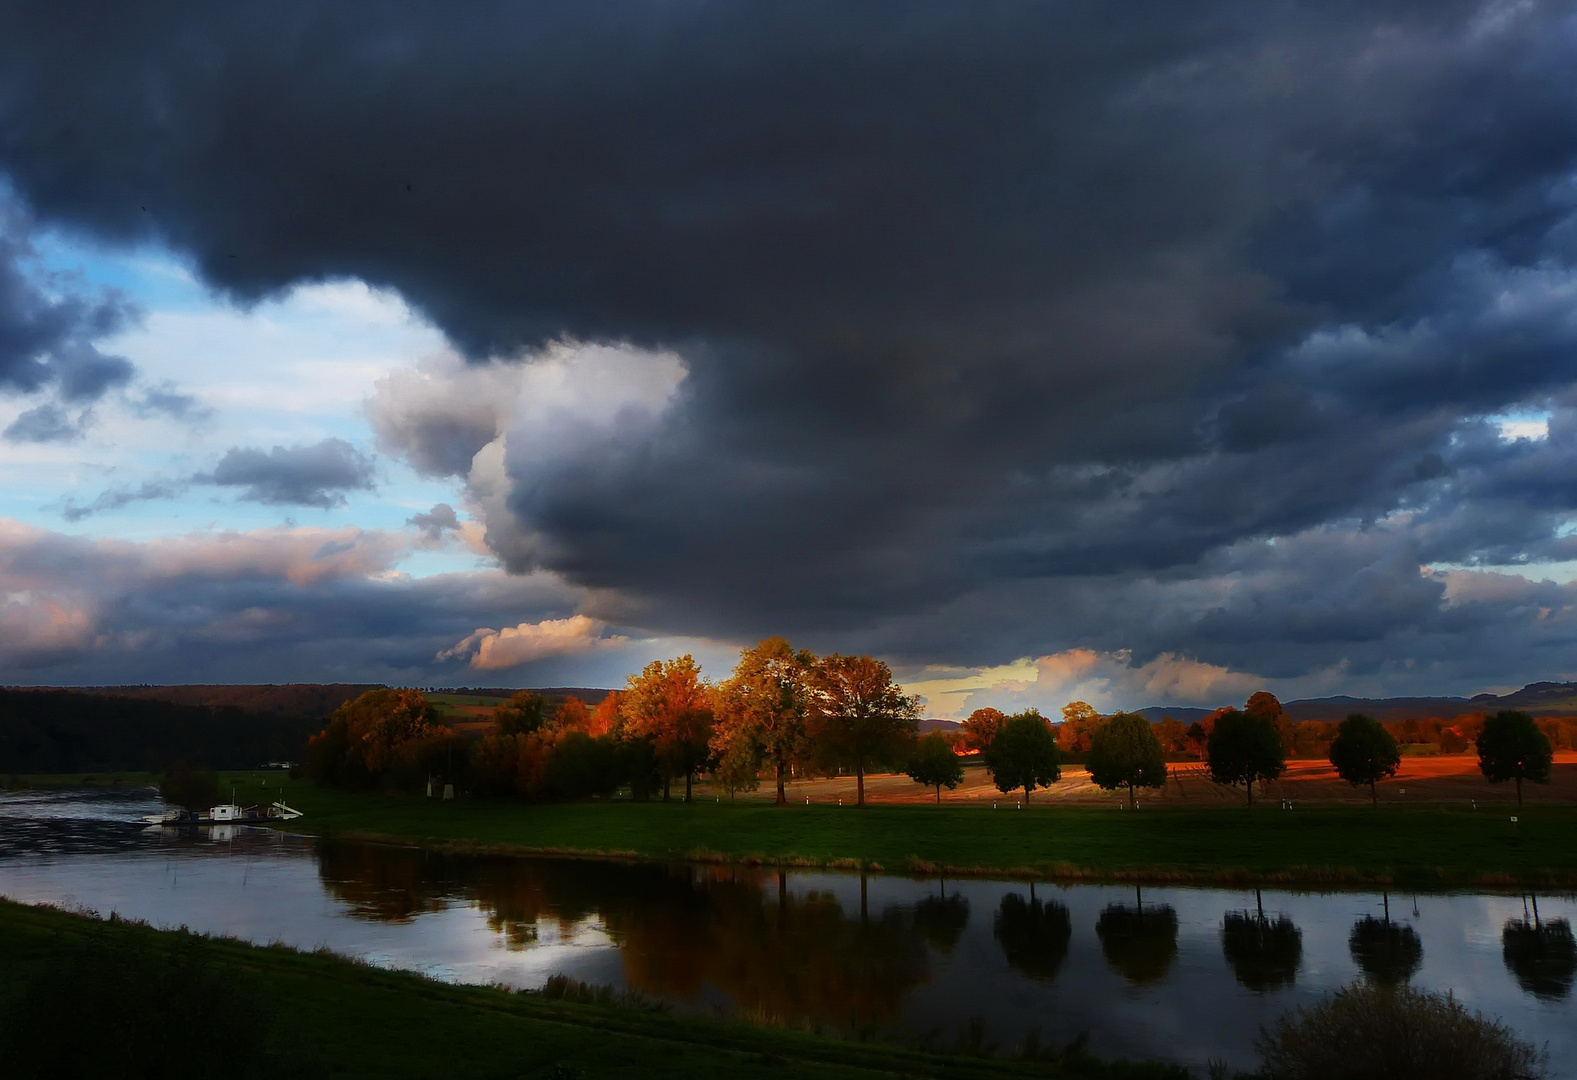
<box><xmin>0</xmin><ymin>898</ymin><xmax>1181</xmax><ymax>1079</ymax></box>
<box><xmin>218</xmin><ymin>772</ymin><xmax>1577</xmax><ymax>888</ymax></box>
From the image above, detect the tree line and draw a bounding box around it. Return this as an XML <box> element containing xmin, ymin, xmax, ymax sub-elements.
<box><xmin>0</xmin><ymin>688</ymin><xmax>319</xmax><ymax>775</ymax></box>
<box><xmin>301</xmin><ymin>657</ymin><xmax>1559</xmax><ymax>808</ymax></box>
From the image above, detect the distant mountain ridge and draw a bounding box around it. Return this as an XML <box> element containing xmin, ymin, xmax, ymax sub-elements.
<box><xmin>1135</xmin><ymin>680</ymin><xmax>1577</xmax><ymax>724</ymax></box>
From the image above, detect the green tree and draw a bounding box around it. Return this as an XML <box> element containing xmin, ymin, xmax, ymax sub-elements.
<box><xmin>808</xmin><ymin>654</ymin><xmax>920</xmax><ymax>807</ymax></box>
<box><xmin>1206</xmin><ymin>708</ymin><xmax>1285</xmax><ymax>807</ymax></box>
<box><xmin>712</xmin><ymin>637</ymin><xmax>817</xmax><ymax>805</ymax></box>
<box><xmin>905</xmin><ymin>731</ymin><xmax>964</xmax><ymax>803</ymax></box>
<box><xmin>1328</xmin><ymin>713</ymin><xmax>1401</xmax><ymax>807</ymax></box>
<box><xmin>983</xmin><ymin>710</ymin><xmax>1060</xmax><ymax>806</ymax></box>
<box><xmin>158</xmin><ymin>761</ymin><xmax>219</xmax><ymax>811</ymax></box>
<box><xmin>1085</xmin><ymin>712</ymin><xmax>1166</xmax><ymax>809</ymax></box>
<box><xmin>1476</xmin><ymin>709</ymin><xmax>1554</xmax><ymax>809</ymax></box>
<box><xmin>494</xmin><ymin>690</ymin><xmax>550</xmax><ymax>735</ymax></box>
<box><xmin>958</xmin><ymin>707</ymin><xmax>1005</xmax><ymax>754</ymax></box>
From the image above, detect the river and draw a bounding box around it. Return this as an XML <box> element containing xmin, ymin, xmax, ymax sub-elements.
<box><xmin>1</xmin><ymin>786</ymin><xmax>1573</xmax><ymax>1076</ymax></box>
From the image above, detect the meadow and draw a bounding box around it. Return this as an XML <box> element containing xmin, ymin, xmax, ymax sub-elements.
<box><xmin>211</xmin><ymin>768</ymin><xmax>1577</xmax><ymax>888</ymax></box>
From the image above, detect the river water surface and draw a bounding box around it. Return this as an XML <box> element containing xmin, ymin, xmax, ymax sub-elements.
<box><xmin>2</xmin><ymin>786</ymin><xmax>1574</xmax><ymax>1076</ymax></box>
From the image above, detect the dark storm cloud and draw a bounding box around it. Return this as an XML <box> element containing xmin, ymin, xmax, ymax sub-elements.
<box><xmin>0</xmin><ymin>197</ymin><xmax>138</xmax><ymax>435</ymax></box>
<box><xmin>3</xmin><ymin>2</ymin><xmax>1577</xmax><ymax>685</ymax></box>
<box><xmin>195</xmin><ymin>438</ymin><xmax>376</xmax><ymax>508</ymax></box>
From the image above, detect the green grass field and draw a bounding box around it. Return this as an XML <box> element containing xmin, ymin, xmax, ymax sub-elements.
<box><xmin>0</xmin><ymin>899</ymin><xmax>1181</xmax><ymax>1079</ymax></box>
<box><xmin>201</xmin><ymin>772</ymin><xmax>1577</xmax><ymax>888</ymax></box>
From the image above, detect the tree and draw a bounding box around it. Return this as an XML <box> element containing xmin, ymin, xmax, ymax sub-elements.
<box><xmin>1328</xmin><ymin>713</ymin><xmax>1401</xmax><ymax>807</ymax></box>
<box><xmin>712</xmin><ymin>637</ymin><xmax>817</xmax><ymax>805</ymax></box>
<box><xmin>494</xmin><ymin>690</ymin><xmax>549</xmax><ymax>735</ymax></box>
<box><xmin>1246</xmin><ymin>690</ymin><xmax>1298</xmax><ymax>756</ymax></box>
<box><xmin>622</xmin><ymin>655</ymin><xmax>715</xmax><ymax>802</ymax></box>
<box><xmin>1086</xmin><ymin>712</ymin><xmax>1166</xmax><ymax>809</ymax></box>
<box><xmin>303</xmin><ymin>687</ymin><xmax>445</xmax><ymax>790</ymax></box>
<box><xmin>158</xmin><ymin>760</ymin><xmax>219</xmax><ymax>811</ymax></box>
<box><xmin>906</xmin><ymin>731</ymin><xmax>964</xmax><ymax>803</ymax></box>
<box><xmin>1056</xmin><ymin>700</ymin><xmax>1101</xmax><ymax>757</ymax></box>
<box><xmin>1476</xmin><ymin>709</ymin><xmax>1554</xmax><ymax>809</ymax></box>
<box><xmin>1206</xmin><ymin>708</ymin><xmax>1285</xmax><ymax>807</ymax></box>
<box><xmin>808</xmin><ymin>654</ymin><xmax>920</xmax><ymax>807</ymax></box>
<box><xmin>959</xmin><ymin>707</ymin><xmax>1005</xmax><ymax>754</ymax></box>
<box><xmin>983</xmin><ymin>710</ymin><xmax>1060</xmax><ymax>806</ymax></box>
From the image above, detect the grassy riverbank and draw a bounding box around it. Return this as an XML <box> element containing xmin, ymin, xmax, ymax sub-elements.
<box><xmin>217</xmin><ymin>772</ymin><xmax>1577</xmax><ymax>888</ymax></box>
<box><xmin>0</xmin><ymin>899</ymin><xmax>1180</xmax><ymax>1079</ymax></box>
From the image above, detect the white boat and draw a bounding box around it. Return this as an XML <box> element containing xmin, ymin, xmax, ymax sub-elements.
<box><xmin>143</xmin><ymin>800</ymin><xmax>303</xmax><ymax>826</ymax></box>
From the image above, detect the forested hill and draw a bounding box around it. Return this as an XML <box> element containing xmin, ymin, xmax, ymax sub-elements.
<box><xmin>0</xmin><ymin>689</ymin><xmax>320</xmax><ymax>773</ymax></box>
<box><xmin>1136</xmin><ymin>680</ymin><xmax>1577</xmax><ymax>724</ymax></box>
<box><xmin>73</xmin><ymin>684</ymin><xmax>383</xmax><ymax>718</ymax></box>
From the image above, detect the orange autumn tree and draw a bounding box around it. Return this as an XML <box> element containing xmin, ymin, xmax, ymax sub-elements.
<box><xmin>712</xmin><ymin>637</ymin><xmax>819</xmax><ymax>805</ymax></box>
<box><xmin>623</xmin><ymin>655</ymin><xmax>715</xmax><ymax>802</ymax></box>
<box><xmin>959</xmin><ymin>707</ymin><xmax>1006</xmax><ymax>754</ymax></box>
<box><xmin>808</xmin><ymin>654</ymin><xmax>920</xmax><ymax>807</ymax></box>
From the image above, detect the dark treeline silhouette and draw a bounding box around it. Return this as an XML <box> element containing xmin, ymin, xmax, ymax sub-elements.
<box><xmin>60</xmin><ymin>683</ymin><xmax>381</xmax><ymax>717</ymax></box>
<box><xmin>0</xmin><ymin>688</ymin><xmax>319</xmax><ymax>773</ymax></box>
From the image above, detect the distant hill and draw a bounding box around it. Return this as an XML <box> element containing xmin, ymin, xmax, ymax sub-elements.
<box><xmin>0</xmin><ymin>688</ymin><xmax>319</xmax><ymax>773</ymax></box>
<box><xmin>432</xmin><ymin>687</ymin><xmax>613</xmax><ymax>705</ymax></box>
<box><xmin>65</xmin><ymin>684</ymin><xmax>382</xmax><ymax>718</ymax></box>
<box><xmin>1136</xmin><ymin>680</ymin><xmax>1577</xmax><ymax>724</ymax></box>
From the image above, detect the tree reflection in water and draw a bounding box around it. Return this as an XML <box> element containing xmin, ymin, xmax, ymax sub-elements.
<box><xmin>994</xmin><ymin>887</ymin><xmax>1071</xmax><ymax>981</ymax></box>
<box><xmin>315</xmin><ymin>843</ymin><xmax>930</xmax><ymax>1032</ymax></box>
<box><xmin>1349</xmin><ymin>894</ymin><xmax>1422</xmax><ymax>986</ymax></box>
<box><xmin>1220</xmin><ymin>889</ymin><xmax>1302</xmax><ymax>992</ymax></box>
<box><xmin>1095</xmin><ymin>886</ymin><xmax>1178</xmax><ymax>986</ymax></box>
<box><xmin>1502</xmin><ymin>895</ymin><xmax>1577</xmax><ymax>1001</ymax></box>
<box><xmin>913</xmin><ymin>881</ymin><xmax>970</xmax><ymax>955</ymax></box>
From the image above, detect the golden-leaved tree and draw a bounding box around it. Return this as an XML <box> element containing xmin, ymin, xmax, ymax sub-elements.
<box><xmin>711</xmin><ymin>637</ymin><xmax>819</xmax><ymax>805</ymax></box>
<box><xmin>623</xmin><ymin>655</ymin><xmax>714</xmax><ymax>801</ymax></box>
<box><xmin>809</xmin><ymin>654</ymin><xmax>920</xmax><ymax>807</ymax></box>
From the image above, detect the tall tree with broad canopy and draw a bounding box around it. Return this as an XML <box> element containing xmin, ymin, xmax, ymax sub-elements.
<box><xmin>1476</xmin><ymin>710</ymin><xmax>1554</xmax><ymax>810</ymax></box>
<box><xmin>494</xmin><ymin>690</ymin><xmax>550</xmax><ymax>735</ymax></box>
<box><xmin>1086</xmin><ymin>712</ymin><xmax>1166</xmax><ymax>809</ymax></box>
<box><xmin>1207</xmin><ymin>708</ymin><xmax>1285</xmax><ymax>807</ymax></box>
<box><xmin>1328</xmin><ymin>713</ymin><xmax>1402</xmax><ymax>807</ymax></box>
<box><xmin>622</xmin><ymin>655</ymin><xmax>715</xmax><ymax>802</ymax></box>
<box><xmin>984</xmin><ymin>710</ymin><xmax>1061</xmax><ymax>806</ymax></box>
<box><xmin>808</xmin><ymin>653</ymin><xmax>920</xmax><ymax>807</ymax></box>
<box><xmin>959</xmin><ymin>707</ymin><xmax>1005</xmax><ymax>754</ymax></box>
<box><xmin>711</xmin><ymin>637</ymin><xmax>818</xmax><ymax>805</ymax></box>
<box><xmin>906</xmin><ymin>731</ymin><xmax>964</xmax><ymax>803</ymax></box>
<box><xmin>1057</xmin><ymin>700</ymin><xmax>1102</xmax><ymax>756</ymax></box>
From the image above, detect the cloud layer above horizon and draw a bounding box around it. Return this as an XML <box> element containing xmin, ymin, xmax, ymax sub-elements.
<box><xmin>3</xmin><ymin>2</ymin><xmax>1577</xmax><ymax>711</ymax></box>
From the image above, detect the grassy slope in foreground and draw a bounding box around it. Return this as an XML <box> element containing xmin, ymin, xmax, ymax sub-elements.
<box><xmin>240</xmin><ymin>774</ymin><xmax>1577</xmax><ymax>887</ymax></box>
<box><xmin>0</xmin><ymin>899</ymin><xmax>1180</xmax><ymax>1080</ymax></box>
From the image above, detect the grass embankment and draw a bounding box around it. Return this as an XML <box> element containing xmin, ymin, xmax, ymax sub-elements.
<box><xmin>221</xmin><ymin>773</ymin><xmax>1577</xmax><ymax>889</ymax></box>
<box><xmin>0</xmin><ymin>899</ymin><xmax>1180</xmax><ymax>1079</ymax></box>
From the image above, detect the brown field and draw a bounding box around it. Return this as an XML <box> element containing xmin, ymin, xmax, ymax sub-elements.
<box><xmin>697</xmin><ymin>751</ymin><xmax>1577</xmax><ymax>807</ymax></box>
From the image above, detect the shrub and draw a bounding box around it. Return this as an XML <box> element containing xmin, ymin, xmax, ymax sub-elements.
<box><xmin>1256</xmin><ymin>982</ymin><xmax>1546</xmax><ymax>1080</ymax></box>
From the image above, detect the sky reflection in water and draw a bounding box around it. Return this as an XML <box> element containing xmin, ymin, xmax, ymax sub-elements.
<box><xmin>0</xmin><ymin>787</ymin><xmax>1573</xmax><ymax>1075</ymax></box>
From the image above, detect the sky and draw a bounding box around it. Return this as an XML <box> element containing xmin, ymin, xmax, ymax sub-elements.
<box><xmin>3</xmin><ymin>2</ymin><xmax>1577</xmax><ymax>716</ymax></box>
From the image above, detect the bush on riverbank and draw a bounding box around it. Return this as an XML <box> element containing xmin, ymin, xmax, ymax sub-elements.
<box><xmin>1255</xmin><ymin>982</ymin><xmax>1546</xmax><ymax>1080</ymax></box>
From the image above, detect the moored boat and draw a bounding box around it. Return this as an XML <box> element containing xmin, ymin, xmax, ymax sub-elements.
<box><xmin>143</xmin><ymin>801</ymin><xmax>303</xmax><ymax>826</ymax></box>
